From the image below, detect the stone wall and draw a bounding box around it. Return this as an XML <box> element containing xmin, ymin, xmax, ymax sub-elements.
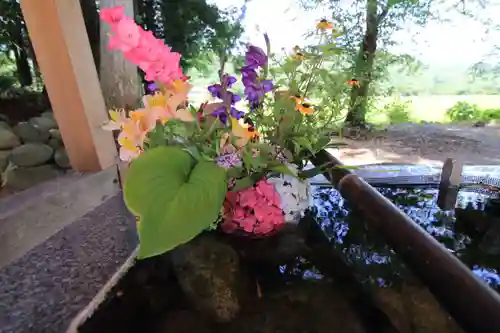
<box><xmin>0</xmin><ymin>111</ymin><xmax>71</xmax><ymax>197</ymax></box>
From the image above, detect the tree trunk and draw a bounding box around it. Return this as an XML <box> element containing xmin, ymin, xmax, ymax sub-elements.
<box><xmin>12</xmin><ymin>25</ymin><xmax>32</xmax><ymax>87</ymax></box>
<box><xmin>80</xmin><ymin>0</ymin><xmax>100</xmax><ymax>72</ymax></box>
<box><xmin>345</xmin><ymin>0</ymin><xmax>379</xmax><ymax>127</ymax></box>
<box><xmin>99</xmin><ymin>0</ymin><xmax>142</xmax><ymax>110</ymax></box>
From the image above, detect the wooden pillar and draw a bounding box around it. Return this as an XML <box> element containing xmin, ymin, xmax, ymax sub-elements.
<box><xmin>20</xmin><ymin>0</ymin><xmax>117</xmax><ymax>172</ymax></box>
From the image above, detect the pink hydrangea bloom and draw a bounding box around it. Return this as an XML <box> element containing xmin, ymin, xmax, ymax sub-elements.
<box><xmin>100</xmin><ymin>6</ymin><xmax>183</xmax><ymax>85</ymax></box>
<box><xmin>221</xmin><ymin>179</ymin><xmax>285</xmax><ymax>237</ymax></box>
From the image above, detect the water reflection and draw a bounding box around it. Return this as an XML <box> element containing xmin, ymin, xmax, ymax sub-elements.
<box><xmin>311</xmin><ymin>186</ymin><xmax>500</xmax><ymax>291</ymax></box>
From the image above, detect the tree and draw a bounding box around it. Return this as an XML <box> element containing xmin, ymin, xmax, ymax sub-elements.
<box><xmin>99</xmin><ymin>0</ymin><xmax>142</xmax><ymax>110</ymax></box>
<box><xmin>302</xmin><ymin>0</ymin><xmax>495</xmax><ymax>126</ymax></box>
<box><xmin>80</xmin><ymin>0</ymin><xmax>100</xmax><ymax>72</ymax></box>
<box><xmin>134</xmin><ymin>0</ymin><xmax>244</xmax><ymax>72</ymax></box>
<box><xmin>341</xmin><ymin>0</ymin><xmax>433</xmax><ymax>127</ymax></box>
<box><xmin>0</xmin><ymin>0</ymin><xmax>33</xmax><ymax>87</ymax></box>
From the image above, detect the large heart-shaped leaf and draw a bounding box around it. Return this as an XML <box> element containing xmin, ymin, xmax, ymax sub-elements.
<box><xmin>123</xmin><ymin>147</ymin><xmax>227</xmax><ymax>259</ymax></box>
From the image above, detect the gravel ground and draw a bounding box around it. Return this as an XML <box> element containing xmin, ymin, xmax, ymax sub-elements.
<box><xmin>330</xmin><ymin>122</ymin><xmax>500</xmax><ymax>166</ymax></box>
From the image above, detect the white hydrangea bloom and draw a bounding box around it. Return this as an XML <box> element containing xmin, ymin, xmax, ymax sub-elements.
<box><xmin>267</xmin><ymin>164</ymin><xmax>310</xmax><ymax>224</ymax></box>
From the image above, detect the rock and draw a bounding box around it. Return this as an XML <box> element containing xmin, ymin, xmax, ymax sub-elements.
<box><xmin>13</xmin><ymin>122</ymin><xmax>50</xmax><ymax>143</ymax></box>
<box><xmin>29</xmin><ymin>116</ymin><xmax>58</xmax><ymax>132</ymax></box>
<box><xmin>10</xmin><ymin>143</ymin><xmax>54</xmax><ymax>167</ymax></box>
<box><xmin>4</xmin><ymin>164</ymin><xmax>60</xmax><ymax>191</ymax></box>
<box><xmin>0</xmin><ymin>128</ymin><xmax>21</xmax><ymax>150</ymax></box>
<box><xmin>0</xmin><ymin>150</ymin><xmax>10</xmax><ymax>172</ymax></box>
<box><xmin>171</xmin><ymin>233</ymin><xmax>241</xmax><ymax>322</ymax></box>
<box><xmin>54</xmin><ymin>148</ymin><xmax>71</xmax><ymax>169</ymax></box>
<box><xmin>375</xmin><ymin>287</ymin><xmax>411</xmax><ymax>333</ymax></box>
<box><xmin>402</xmin><ymin>283</ymin><xmax>464</xmax><ymax>333</ymax></box>
<box><xmin>41</xmin><ymin>111</ymin><xmax>55</xmax><ymax>120</ymax></box>
<box><xmin>229</xmin><ymin>224</ymin><xmax>308</xmax><ymax>265</ymax></box>
<box><xmin>48</xmin><ymin>129</ymin><xmax>63</xmax><ymax>149</ymax></box>
<box><xmin>479</xmin><ymin>222</ymin><xmax>500</xmax><ymax>255</ymax></box>
<box><xmin>48</xmin><ymin>137</ymin><xmax>62</xmax><ymax>150</ymax></box>
<box><xmin>159</xmin><ymin>281</ymin><xmax>367</xmax><ymax>333</ymax></box>
<box><xmin>49</xmin><ymin>128</ymin><xmax>62</xmax><ymax>141</ymax></box>
<box><xmin>0</xmin><ymin>121</ymin><xmax>10</xmax><ymax>130</ymax></box>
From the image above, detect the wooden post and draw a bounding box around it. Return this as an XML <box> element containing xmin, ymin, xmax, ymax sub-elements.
<box><xmin>20</xmin><ymin>0</ymin><xmax>117</xmax><ymax>172</ymax></box>
<box><xmin>437</xmin><ymin>158</ymin><xmax>463</xmax><ymax>210</ymax></box>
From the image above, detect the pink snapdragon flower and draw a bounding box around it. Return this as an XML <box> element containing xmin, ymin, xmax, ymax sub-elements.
<box><xmin>221</xmin><ymin>179</ymin><xmax>285</xmax><ymax>236</ymax></box>
<box><xmin>100</xmin><ymin>6</ymin><xmax>183</xmax><ymax>85</ymax></box>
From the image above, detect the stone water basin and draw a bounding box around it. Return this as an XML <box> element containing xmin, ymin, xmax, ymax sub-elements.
<box><xmin>71</xmin><ymin>165</ymin><xmax>500</xmax><ymax>333</ymax></box>
<box><xmin>310</xmin><ymin>184</ymin><xmax>500</xmax><ymax>333</ymax></box>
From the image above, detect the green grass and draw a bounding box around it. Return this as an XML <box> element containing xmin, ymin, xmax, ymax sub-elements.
<box><xmin>369</xmin><ymin>95</ymin><xmax>500</xmax><ymax>124</ymax></box>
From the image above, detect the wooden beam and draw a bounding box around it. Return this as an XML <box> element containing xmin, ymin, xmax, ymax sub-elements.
<box><xmin>20</xmin><ymin>0</ymin><xmax>117</xmax><ymax>172</ymax></box>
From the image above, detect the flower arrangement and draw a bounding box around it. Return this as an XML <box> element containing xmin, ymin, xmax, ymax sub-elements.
<box><xmin>100</xmin><ymin>6</ymin><xmax>342</xmax><ymax>259</ymax></box>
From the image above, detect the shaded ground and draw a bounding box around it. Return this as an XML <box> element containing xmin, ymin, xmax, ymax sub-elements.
<box><xmin>332</xmin><ymin>122</ymin><xmax>500</xmax><ymax>166</ymax></box>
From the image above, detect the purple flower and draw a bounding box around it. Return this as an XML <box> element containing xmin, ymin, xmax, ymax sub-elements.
<box><xmin>207</xmin><ymin>74</ymin><xmax>238</xmax><ymax>98</ymax></box>
<box><xmin>243</xmin><ymin>78</ymin><xmax>274</xmax><ymax>105</ymax></box>
<box><xmin>207</xmin><ymin>73</ymin><xmax>244</xmax><ymax>125</ymax></box>
<box><xmin>223</xmin><ymin>74</ymin><xmax>237</xmax><ymax>87</ymax></box>
<box><xmin>240</xmin><ymin>46</ymin><xmax>274</xmax><ymax>107</ymax></box>
<box><xmin>230</xmin><ymin>107</ymin><xmax>245</xmax><ymax>119</ymax></box>
<box><xmin>147</xmin><ymin>83</ymin><xmax>159</xmax><ymax>94</ymax></box>
<box><xmin>211</xmin><ymin>105</ymin><xmax>244</xmax><ymax>125</ymax></box>
<box><xmin>245</xmin><ymin>45</ymin><xmax>268</xmax><ymax>69</ymax></box>
<box><xmin>208</xmin><ymin>83</ymin><xmax>223</xmax><ymax>98</ymax></box>
<box><xmin>216</xmin><ymin>153</ymin><xmax>242</xmax><ymax>169</ymax></box>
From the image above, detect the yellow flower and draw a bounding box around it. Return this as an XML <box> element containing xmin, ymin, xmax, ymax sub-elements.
<box><xmin>316</xmin><ymin>19</ymin><xmax>333</xmax><ymax>31</ymax></box>
<box><xmin>292</xmin><ymin>52</ymin><xmax>305</xmax><ymax>61</ymax></box>
<box><xmin>102</xmin><ymin>108</ymin><xmax>127</xmax><ymax>131</ymax></box>
<box><xmin>116</xmin><ymin>112</ymin><xmax>155</xmax><ymax>162</ymax></box>
<box><xmin>142</xmin><ymin>84</ymin><xmax>194</xmax><ymax>123</ymax></box>
<box><xmin>129</xmin><ymin>109</ymin><xmax>157</xmax><ymax>133</ymax></box>
<box><xmin>291</xmin><ymin>95</ymin><xmax>313</xmax><ymax>115</ymax></box>
<box><xmin>117</xmin><ymin>129</ymin><xmax>142</xmax><ymax>162</ymax></box>
<box><xmin>230</xmin><ymin>117</ymin><xmax>259</xmax><ymax>147</ymax></box>
<box><xmin>297</xmin><ymin>102</ymin><xmax>313</xmax><ymax>115</ymax></box>
<box><xmin>292</xmin><ymin>46</ymin><xmax>305</xmax><ymax>61</ymax></box>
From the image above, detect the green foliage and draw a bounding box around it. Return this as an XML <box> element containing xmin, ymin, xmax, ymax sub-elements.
<box><xmin>445</xmin><ymin>101</ymin><xmax>500</xmax><ymax>122</ymax></box>
<box><xmin>135</xmin><ymin>0</ymin><xmax>244</xmax><ymax>71</ymax></box>
<box><xmin>123</xmin><ymin>147</ymin><xmax>227</xmax><ymax>259</ymax></box>
<box><xmin>481</xmin><ymin>108</ymin><xmax>500</xmax><ymax>120</ymax></box>
<box><xmin>446</xmin><ymin>101</ymin><xmax>482</xmax><ymax>121</ymax></box>
<box><xmin>384</xmin><ymin>100</ymin><xmax>412</xmax><ymax>124</ymax></box>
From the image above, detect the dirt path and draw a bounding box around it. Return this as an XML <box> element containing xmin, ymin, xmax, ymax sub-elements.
<box><xmin>329</xmin><ymin>123</ymin><xmax>500</xmax><ymax>166</ymax></box>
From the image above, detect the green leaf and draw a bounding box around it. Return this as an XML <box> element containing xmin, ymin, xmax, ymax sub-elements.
<box><xmin>298</xmin><ymin>162</ymin><xmax>332</xmax><ymax>179</ymax></box>
<box><xmin>183</xmin><ymin>145</ymin><xmax>202</xmax><ymax>160</ymax></box>
<box><xmin>313</xmin><ymin>136</ymin><xmax>331</xmax><ymax>151</ymax></box>
<box><xmin>231</xmin><ymin>176</ymin><xmax>255</xmax><ymax>192</ymax></box>
<box><xmin>146</xmin><ymin>126</ymin><xmax>165</xmax><ymax>149</ymax></box>
<box><xmin>124</xmin><ymin>147</ymin><xmax>228</xmax><ymax>259</ymax></box>
<box><xmin>227</xmin><ymin>166</ymin><xmax>244</xmax><ymax>178</ymax></box>
<box><xmin>231</xmin><ymin>172</ymin><xmax>265</xmax><ymax>192</ymax></box>
<box><xmin>293</xmin><ymin>137</ymin><xmax>314</xmax><ymax>153</ymax></box>
<box><xmin>268</xmin><ymin>163</ymin><xmax>299</xmax><ymax>178</ymax></box>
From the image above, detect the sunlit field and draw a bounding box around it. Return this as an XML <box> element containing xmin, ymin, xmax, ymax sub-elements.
<box><xmin>369</xmin><ymin>95</ymin><xmax>500</xmax><ymax>124</ymax></box>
